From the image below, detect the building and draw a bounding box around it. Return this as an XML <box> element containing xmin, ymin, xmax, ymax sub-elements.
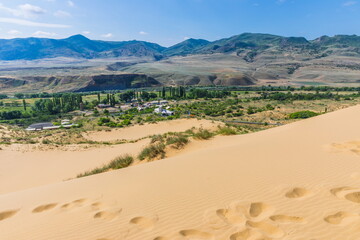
<box><xmin>26</xmin><ymin>122</ymin><xmax>59</xmax><ymax>131</ymax></box>
<box><xmin>26</xmin><ymin>120</ymin><xmax>77</xmax><ymax>131</ymax></box>
<box><xmin>154</xmin><ymin>107</ymin><xmax>174</xmax><ymax>116</ymax></box>
<box><xmin>97</xmin><ymin>104</ymin><xmax>111</xmax><ymax>108</ymax></box>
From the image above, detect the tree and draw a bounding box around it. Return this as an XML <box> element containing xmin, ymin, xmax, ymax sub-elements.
<box><xmin>119</xmin><ymin>91</ymin><xmax>135</xmax><ymax>102</ymax></box>
<box><xmin>22</xmin><ymin>99</ymin><xmax>27</xmax><ymax>111</ymax></box>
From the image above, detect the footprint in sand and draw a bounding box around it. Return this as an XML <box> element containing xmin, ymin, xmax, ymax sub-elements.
<box><xmin>324</xmin><ymin>211</ymin><xmax>360</xmax><ymax>226</ymax></box>
<box><xmin>285</xmin><ymin>187</ymin><xmax>310</xmax><ymax>199</ymax></box>
<box><xmin>249</xmin><ymin>202</ymin><xmax>275</xmax><ymax>221</ymax></box>
<box><xmin>179</xmin><ymin>229</ymin><xmax>213</xmax><ymax>240</ymax></box>
<box><xmin>344</xmin><ymin>192</ymin><xmax>360</xmax><ymax>203</ymax></box>
<box><xmin>0</xmin><ymin>209</ymin><xmax>19</xmax><ymax>221</ymax></box>
<box><xmin>330</xmin><ymin>186</ymin><xmax>360</xmax><ymax>204</ymax></box>
<box><xmin>270</xmin><ymin>215</ymin><xmax>306</xmax><ymax>224</ymax></box>
<box><xmin>91</xmin><ymin>202</ymin><xmax>103</xmax><ymax>211</ymax></box>
<box><xmin>229</xmin><ymin>228</ymin><xmax>265</xmax><ymax>240</ymax></box>
<box><xmin>246</xmin><ymin>220</ymin><xmax>284</xmax><ymax>238</ymax></box>
<box><xmin>61</xmin><ymin>198</ymin><xmax>87</xmax><ymax>210</ymax></box>
<box><xmin>93</xmin><ymin>209</ymin><xmax>122</xmax><ymax>221</ymax></box>
<box><xmin>32</xmin><ymin>203</ymin><xmax>58</xmax><ymax>213</ymax></box>
<box><xmin>330</xmin><ymin>186</ymin><xmax>358</xmax><ymax>199</ymax></box>
<box><xmin>203</xmin><ymin>209</ymin><xmax>228</xmax><ymax>230</ymax></box>
<box><xmin>153</xmin><ymin>237</ymin><xmax>168</xmax><ymax>240</ymax></box>
<box><xmin>216</xmin><ymin>208</ymin><xmax>246</xmax><ymax>225</ymax></box>
<box><xmin>129</xmin><ymin>216</ymin><xmax>157</xmax><ymax>230</ymax></box>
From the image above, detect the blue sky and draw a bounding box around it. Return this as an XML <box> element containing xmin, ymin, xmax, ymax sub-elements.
<box><xmin>0</xmin><ymin>0</ymin><xmax>359</xmax><ymax>46</ymax></box>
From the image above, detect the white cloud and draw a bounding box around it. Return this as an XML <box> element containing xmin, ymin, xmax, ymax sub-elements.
<box><xmin>0</xmin><ymin>17</ymin><xmax>71</xmax><ymax>28</ymax></box>
<box><xmin>101</xmin><ymin>33</ymin><xmax>113</xmax><ymax>38</ymax></box>
<box><xmin>54</xmin><ymin>10</ymin><xmax>71</xmax><ymax>17</ymax></box>
<box><xmin>67</xmin><ymin>1</ymin><xmax>75</xmax><ymax>7</ymax></box>
<box><xmin>82</xmin><ymin>31</ymin><xmax>90</xmax><ymax>35</ymax></box>
<box><xmin>7</xmin><ymin>30</ymin><xmax>21</xmax><ymax>35</ymax></box>
<box><xmin>183</xmin><ymin>36</ymin><xmax>190</xmax><ymax>40</ymax></box>
<box><xmin>0</xmin><ymin>3</ymin><xmax>46</xmax><ymax>19</ymax></box>
<box><xmin>343</xmin><ymin>1</ymin><xmax>357</xmax><ymax>6</ymax></box>
<box><xmin>139</xmin><ymin>31</ymin><xmax>148</xmax><ymax>35</ymax></box>
<box><xmin>32</xmin><ymin>31</ymin><xmax>58</xmax><ymax>38</ymax></box>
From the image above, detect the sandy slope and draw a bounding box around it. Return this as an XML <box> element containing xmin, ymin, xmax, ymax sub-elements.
<box><xmin>0</xmin><ymin>119</ymin><xmax>221</xmax><ymax>195</ymax></box>
<box><xmin>1</xmin><ymin>105</ymin><xmax>360</xmax><ymax>240</ymax></box>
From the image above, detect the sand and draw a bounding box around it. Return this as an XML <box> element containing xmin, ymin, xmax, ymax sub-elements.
<box><xmin>1</xmin><ymin>105</ymin><xmax>360</xmax><ymax>239</ymax></box>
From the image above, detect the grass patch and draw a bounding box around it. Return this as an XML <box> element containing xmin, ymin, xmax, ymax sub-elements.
<box><xmin>217</xmin><ymin>125</ymin><xmax>237</xmax><ymax>135</ymax></box>
<box><xmin>166</xmin><ymin>133</ymin><xmax>189</xmax><ymax>149</ymax></box>
<box><xmin>289</xmin><ymin>111</ymin><xmax>319</xmax><ymax>119</ymax></box>
<box><xmin>193</xmin><ymin>128</ymin><xmax>214</xmax><ymax>140</ymax></box>
<box><xmin>138</xmin><ymin>143</ymin><xmax>166</xmax><ymax>161</ymax></box>
<box><xmin>77</xmin><ymin>154</ymin><xmax>134</xmax><ymax>178</ymax></box>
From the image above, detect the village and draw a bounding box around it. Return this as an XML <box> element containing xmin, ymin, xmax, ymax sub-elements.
<box><xmin>25</xmin><ymin>99</ymin><xmax>174</xmax><ymax>131</ymax></box>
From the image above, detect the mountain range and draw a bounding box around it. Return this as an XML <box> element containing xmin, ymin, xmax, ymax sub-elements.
<box><xmin>2</xmin><ymin>33</ymin><xmax>360</xmax><ymax>61</ymax></box>
<box><xmin>1</xmin><ymin>33</ymin><xmax>360</xmax><ymax>93</ymax></box>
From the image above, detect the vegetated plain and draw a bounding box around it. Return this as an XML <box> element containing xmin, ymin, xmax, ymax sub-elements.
<box><xmin>0</xmin><ymin>86</ymin><xmax>359</xmax><ymax>149</ymax></box>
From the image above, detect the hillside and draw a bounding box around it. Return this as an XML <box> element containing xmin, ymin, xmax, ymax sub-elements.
<box><xmin>0</xmin><ymin>35</ymin><xmax>165</xmax><ymax>61</ymax></box>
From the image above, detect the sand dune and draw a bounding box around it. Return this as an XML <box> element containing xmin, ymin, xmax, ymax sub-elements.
<box><xmin>1</xmin><ymin>105</ymin><xmax>360</xmax><ymax>239</ymax></box>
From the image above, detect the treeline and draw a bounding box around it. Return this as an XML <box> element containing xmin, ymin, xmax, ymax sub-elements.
<box><xmin>116</xmin><ymin>87</ymin><xmax>230</xmax><ymax>103</ymax></box>
<box><xmin>258</xmin><ymin>92</ymin><xmax>358</xmax><ymax>101</ymax></box>
<box><xmin>33</xmin><ymin>93</ymin><xmax>83</xmax><ymax>114</ymax></box>
<box><xmin>0</xmin><ymin>110</ymin><xmax>30</xmax><ymax>120</ymax></box>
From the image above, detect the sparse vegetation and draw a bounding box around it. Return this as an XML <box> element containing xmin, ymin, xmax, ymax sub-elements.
<box><xmin>77</xmin><ymin>155</ymin><xmax>134</xmax><ymax>178</ymax></box>
<box><xmin>289</xmin><ymin>111</ymin><xmax>319</xmax><ymax>119</ymax></box>
<box><xmin>217</xmin><ymin>126</ymin><xmax>237</xmax><ymax>135</ymax></box>
<box><xmin>193</xmin><ymin>128</ymin><xmax>214</xmax><ymax>140</ymax></box>
<box><xmin>166</xmin><ymin>134</ymin><xmax>189</xmax><ymax>149</ymax></box>
<box><xmin>138</xmin><ymin>143</ymin><xmax>166</xmax><ymax>161</ymax></box>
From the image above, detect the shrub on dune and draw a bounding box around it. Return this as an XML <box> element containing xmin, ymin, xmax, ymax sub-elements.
<box><xmin>193</xmin><ymin>128</ymin><xmax>214</xmax><ymax>140</ymax></box>
<box><xmin>138</xmin><ymin>143</ymin><xmax>166</xmax><ymax>161</ymax></box>
<box><xmin>77</xmin><ymin>154</ymin><xmax>134</xmax><ymax>178</ymax></box>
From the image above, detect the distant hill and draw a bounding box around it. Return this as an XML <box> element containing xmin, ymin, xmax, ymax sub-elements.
<box><xmin>0</xmin><ymin>35</ymin><xmax>165</xmax><ymax>60</ymax></box>
<box><xmin>163</xmin><ymin>38</ymin><xmax>210</xmax><ymax>56</ymax></box>
<box><xmin>2</xmin><ymin>33</ymin><xmax>360</xmax><ymax>61</ymax></box>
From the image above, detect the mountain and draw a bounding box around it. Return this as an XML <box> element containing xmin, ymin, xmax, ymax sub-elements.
<box><xmin>162</xmin><ymin>38</ymin><xmax>210</xmax><ymax>56</ymax></box>
<box><xmin>1</xmin><ymin>33</ymin><xmax>360</xmax><ymax>61</ymax></box>
<box><xmin>2</xmin><ymin>32</ymin><xmax>360</xmax><ymax>93</ymax></box>
<box><xmin>0</xmin><ymin>35</ymin><xmax>166</xmax><ymax>60</ymax></box>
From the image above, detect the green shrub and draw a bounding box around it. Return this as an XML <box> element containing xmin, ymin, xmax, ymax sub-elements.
<box><xmin>108</xmin><ymin>155</ymin><xmax>134</xmax><ymax>169</ymax></box>
<box><xmin>217</xmin><ymin>126</ymin><xmax>237</xmax><ymax>135</ymax></box>
<box><xmin>98</xmin><ymin>117</ymin><xmax>110</xmax><ymax>125</ymax></box>
<box><xmin>77</xmin><ymin>154</ymin><xmax>133</xmax><ymax>178</ymax></box>
<box><xmin>42</xmin><ymin>139</ymin><xmax>51</xmax><ymax>144</ymax></box>
<box><xmin>138</xmin><ymin>143</ymin><xmax>166</xmax><ymax>161</ymax></box>
<box><xmin>150</xmin><ymin>134</ymin><xmax>164</xmax><ymax>143</ymax></box>
<box><xmin>289</xmin><ymin>111</ymin><xmax>319</xmax><ymax>119</ymax></box>
<box><xmin>166</xmin><ymin>134</ymin><xmax>189</xmax><ymax>149</ymax></box>
<box><xmin>193</xmin><ymin>128</ymin><xmax>214</xmax><ymax>140</ymax></box>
